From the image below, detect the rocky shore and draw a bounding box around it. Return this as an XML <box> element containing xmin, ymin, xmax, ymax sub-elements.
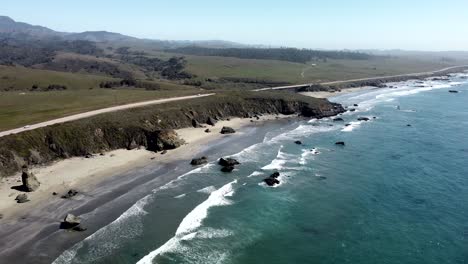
<box><xmin>0</xmin><ymin>92</ymin><xmax>344</xmax><ymax>177</ymax></box>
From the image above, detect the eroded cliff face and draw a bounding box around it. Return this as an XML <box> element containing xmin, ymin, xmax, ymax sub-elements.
<box><xmin>0</xmin><ymin>93</ymin><xmax>344</xmax><ymax>177</ymax></box>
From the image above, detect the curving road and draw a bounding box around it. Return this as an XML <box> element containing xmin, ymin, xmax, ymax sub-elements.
<box><xmin>0</xmin><ymin>93</ymin><xmax>215</xmax><ymax>138</ymax></box>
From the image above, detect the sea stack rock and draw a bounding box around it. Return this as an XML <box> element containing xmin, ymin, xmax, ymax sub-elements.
<box><xmin>218</xmin><ymin>158</ymin><xmax>240</xmax><ymax>167</ymax></box>
<box><xmin>21</xmin><ymin>166</ymin><xmax>40</xmax><ymax>192</ymax></box>
<box><xmin>264</xmin><ymin>172</ymin><xmax>281</xmax><ymax>187</ymax></box>
<box><xmin>219</xmin><ymin>157</ymin><xmax>240</xmax><ymax>172</ymax></box>
<box><xmin>191</xmin><ymin>156</ymin><xmax>208</xmax><ymax>166</ymax></box>
<box><xmin>220</xmin><ymin>127</ymin><xmax>236</xmax><ymax>134</ymax></box>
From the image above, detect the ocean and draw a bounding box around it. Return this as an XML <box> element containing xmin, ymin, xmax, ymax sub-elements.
<box><xmin>53</xmin><ymin>72</ymin><xmax>468</xmax><ymax>264</ymax></box>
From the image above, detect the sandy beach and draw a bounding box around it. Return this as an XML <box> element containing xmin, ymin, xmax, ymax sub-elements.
<box><xmin>0</xmin><ymin>114</ymin><xmax>288</xmax><ymax>221</ymax></box>
<box><xmin>300</xmin><ymin>86</ymin><xmax>377</xmax><ymax>98</ymax></box>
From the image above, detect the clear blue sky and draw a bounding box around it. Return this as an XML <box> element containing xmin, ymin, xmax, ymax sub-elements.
<box><xmin>3</xmin><ymin>0</ymin><xmax>468</xmax><ymax>50</ymax></box>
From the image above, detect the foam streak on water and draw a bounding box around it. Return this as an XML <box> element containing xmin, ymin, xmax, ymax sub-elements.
<box><xmin>136</xmin><ymin>180</ymin><xmax>237</xmax><ymax>264</ymax></box>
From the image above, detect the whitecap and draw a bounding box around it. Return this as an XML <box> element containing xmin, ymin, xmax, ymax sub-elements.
<box><xmin>342</xmin><ymin>121</ymin><xmax>363</xmax><ymax>132</ymax></box>
<box><xmin>137</xmin><ymin>180</ymin><xmax>237</xmax><ymax>264</ymax></box>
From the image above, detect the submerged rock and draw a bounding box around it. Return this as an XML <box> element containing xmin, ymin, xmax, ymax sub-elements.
<box><xmin>21</xmin><ymin>167</ymin><xmax>40</xmax><ymax>192</ymax></box>
<box><xmin>191</xmin><ymin>156</ymin><xmax>208</xmax><ymax>166</ymax></box>
<box><xmin>220</xmin><ymin>126</ymin><xmax>236</xmax><ymax>134</ymax></box>
<box><xmin>221</xmin><ymin>165</ymin><xmax>235</xmax><ymax>173</ymax></box>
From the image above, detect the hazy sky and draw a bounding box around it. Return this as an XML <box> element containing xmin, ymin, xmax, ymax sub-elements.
<box><xmin>3</xmin><ymin>0</ymin><xmax>468</xmax><ymax>50</ymax></box>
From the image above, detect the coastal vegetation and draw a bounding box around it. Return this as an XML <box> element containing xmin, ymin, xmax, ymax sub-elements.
<box><xmin>0</xmin><ymin>92</ymin><xmax>344</xmax><ymax>177</ymax></box>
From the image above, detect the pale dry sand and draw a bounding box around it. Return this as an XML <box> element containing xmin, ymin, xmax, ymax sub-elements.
<box><xmin>0</xmin><ymin>114</ymin><xmax>288</xmax><ymax>220</ymax></box>
<box><xmin>300</xmin><ymin>86</ymin><xmax>377</xmax><ymax>98</ymax></box>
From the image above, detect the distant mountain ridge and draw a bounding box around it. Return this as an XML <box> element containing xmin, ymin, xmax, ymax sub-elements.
<box><xmin>0</xmin><ymin>15</ymin><xmax>248</xmax><ymax>48</ymax></box>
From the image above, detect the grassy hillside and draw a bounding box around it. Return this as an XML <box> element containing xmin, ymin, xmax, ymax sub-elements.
<box><xmin>0</xmin><ymin>65</ymin><xmax>116</xmax><ymax>91</ymax></box>
<box><xmin>0</xmin><ymin>65</ymin><xmax>203</xmax><ymax>130</ymax></box>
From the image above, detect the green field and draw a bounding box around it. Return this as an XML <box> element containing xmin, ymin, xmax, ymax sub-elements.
<box><xmin>0</xmin><ymin>66</ymin><xmax>203</xmax><ymax>130</ymax></box>
<box><xmin>1</xmin><ymin>50</ymin><xmax>466</xmax><ymax>131</ymax></box>
<box><xmin>180</xmin><ymin>55</ymin><xmax>460</xmax><ymax>84</ymax></box>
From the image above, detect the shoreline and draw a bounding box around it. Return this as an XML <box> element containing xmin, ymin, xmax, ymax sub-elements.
<box><xmin>299</xmin><ymin>86</ymin><xmax>377</xmax><ymax>98</ymax></box>
<box><xmin>0</xmin><ymin>115</ymin><xmax>290</xmax><ymax>220</ymax></box>
<box><xmin>0</xmin><ymin>114</ymin><xmax>295</xmax><ymax>263</ymax></box>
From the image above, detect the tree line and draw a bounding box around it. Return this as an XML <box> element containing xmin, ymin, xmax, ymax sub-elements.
<box><xmin>168</xmin><ymin>47</ymin><xmax>373</xmax><ymax>63</ymax></box>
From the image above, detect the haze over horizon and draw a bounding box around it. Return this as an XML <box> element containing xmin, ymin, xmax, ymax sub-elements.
<box><xmin>3</xmin><ymin>0</ymin><xmax>468</xmax><ymax>51</ymax></box>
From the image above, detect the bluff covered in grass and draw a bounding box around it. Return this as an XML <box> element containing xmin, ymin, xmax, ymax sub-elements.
<box><xmin>0</xmin><ymin>92</ymin><xmax>344</xmax><ymax>177</ymax></box>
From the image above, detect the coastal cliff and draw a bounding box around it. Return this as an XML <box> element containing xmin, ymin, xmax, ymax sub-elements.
<box><xmin>0</xmin><ymin>92</ymin><xmax>344</xmax><ymax>177</ymax></box>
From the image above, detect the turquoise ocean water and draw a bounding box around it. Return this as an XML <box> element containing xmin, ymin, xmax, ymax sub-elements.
<box><xmin>54</xmin><ymin>72</ymin><xmax>468</xmax><ymax>264</ymax></box>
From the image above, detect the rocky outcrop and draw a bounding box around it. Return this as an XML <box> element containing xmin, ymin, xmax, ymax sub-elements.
<box><xmin>449</xmin><ymin>90</ymin><xmax>459</xmax><ymax>93</ymax></box>
<box><xmin>218</xmin><ymin>158</ymin><xmax>240</xmax><ymax>167</ymax></box>
<box><xmin>333</xmin><ymin>118</ymin><xmax>344</xmax><ymax>122</ymax></box>
<box><xmin>220</xmin><ymin>127</ymin><xmax>236</xmax><ymax>134</ymax></box>
<box><xmin>192</xmin><ymin>119</ymin><xmax>202</xmax><ymax>128</ymax></box>
<box><xmin>191</xmin><ymin>156</ymin><xmax>208</xmax><ymax>166</ymax></box>
<box><xmin>21</xmin><ymin>167</ymin><xmax>40</xmax><ymax>192</ymax></box>
<box><xmin>357</xmin><ymin>117</ymin><xmax>370</xmax><ymax>121</ymax></box>
<box><xmin>294</xmin><ymin>141</ymin><xmax>303</xmax><ymax>145</ymax></box>
<box><xmin>219</xmin><ymin>157</ymin><xmax>240</xmax><ymax>173</ymax></box>
<box><xmin>61</xmin><ymin>213</ymin><xmax>87</xmax><ymax>231</ymax></box>
<box><xmin>0</xmin><ymin>92</ymin><xmax>345</xmax><ymax>177</ymax></box>
<box><xmin>221</xmin><ymin>166</ymin><xmax>235</xmax><ymax>173</ymax></box>
<box><xmin>61</xmin><ymin>189</ymin><xmax>78</xmax><ymax>199</ymax></box>
<box><xmin>264</xmin><ymin>172</ymin><xmax>281</xmax><ymax>187</ymax></box>
<box><xmin>207</xmin><ymin>117</ymin><xmax>217</xmax><ymax>126</ymax></box>
<box><xmin>335</xmin><ymin>141</ymin><xmax>346</xmax><ymax>146</ymax></box>
<box><xmin>15</xmin><ymin>194</ymin><xmax>29</xmax><ymax>203</ymax></box>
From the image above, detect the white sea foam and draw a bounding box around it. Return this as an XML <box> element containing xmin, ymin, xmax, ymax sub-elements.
<box><xmin>177</xmin><ymin>180</ymin><xmax>236</xmax><ymax>235</ymax></box>
<box><xmin>53</xmin><ymin>195</ymin><xmax>151</xmax><ymax>264</ymax></box>
<box><xmin>341</xmin><ymin>121</ymin><xmax>363</xmax><ymax>132</ymax></box>
<box><xmin>137</xmin><ymin>180</ymin><xmax>237</xmax><ymax>264</ymax></box>
<box><xmin>299</xmin><ymin>148</ymin><xmax>320</xmax><ymax>165</ymax></box>
<box><xmin>247</xmin><ymin>171</ymin><xmax>264</xmax><ymax>178</ymax></box>
<box><xmin>174</xmin><ymin>193</ymin><xmax>186</xmax><ymax>199</ymax></box>
<box><xmin>262</xmin><ymin>146</ymin><xmax>287</xmax><ymax>170</ymax></box>
<box><xmin>197</xmin><ymin>186</ymin><xmax>217</xmax><ymax>194</ymax></box>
